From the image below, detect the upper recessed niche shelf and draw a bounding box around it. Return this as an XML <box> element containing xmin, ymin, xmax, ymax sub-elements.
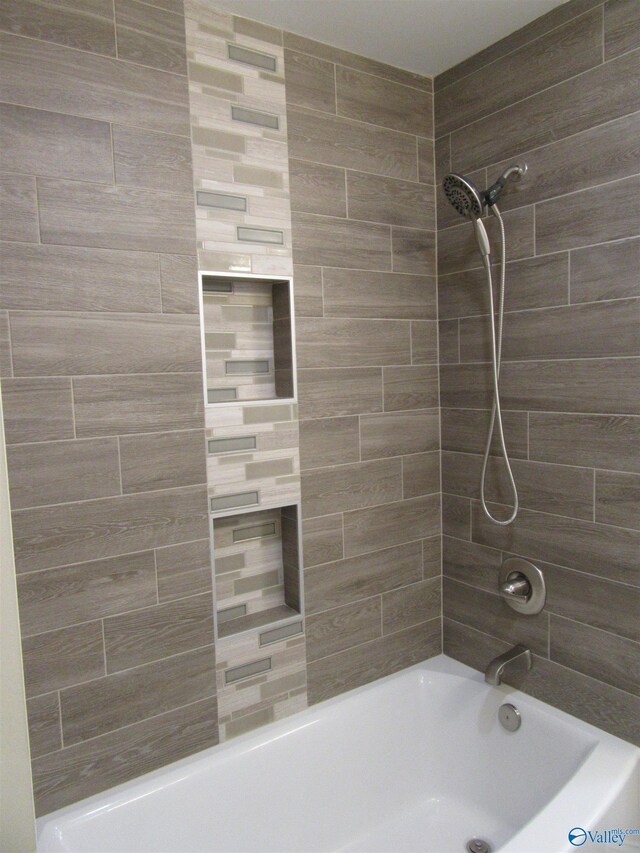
<box><xmin>200</xmin><ymin>272</ymin><xmax>295</xmax><ymax>405</ymax></box>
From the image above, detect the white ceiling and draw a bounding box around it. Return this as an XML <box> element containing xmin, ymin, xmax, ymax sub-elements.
<box><xmin>212</xmin><ymin>0</ymin><xmax>569</xmax><ymax>78</ymax></box>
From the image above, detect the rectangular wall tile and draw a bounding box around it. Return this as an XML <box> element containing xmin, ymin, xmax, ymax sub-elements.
<box><xmin>37</xmin><ymin>178</ymin><xmax>196</xmax><ymax>254</ymax></box>
<box><xmin>0</xmin><ymin>243</ymin><xmax>163</xmax><ymax>313</ymax></box>
<box><xmin>9</xmin><ymin>312</ymin><xmax>201</xmax><ymax>376</ymax></box>
<box><xmin>322</xmin><ymin>269</ymin><xmax>436</xmax><ymax>321</ymax></box>
<box><xmin>287</xmin><ymin>107</ymin><xmax>418</xmax><ymax>180</ymax></box>
<box><xmin>441</xmin><ymin>359</ymin><xmax>640</xmax><ymax>415</ymax></box>
<box><xmin>529</xmin><ymin>412</ymin><xmax>640</xmax><ymax>473</ymax></box>
<box><xmin>22</xmin><ymin>622</ymin><xmax>104</xmax><ymax>698</ymax></box>
<box><xmin>12</xmin><ymin>486</ymin><xmax>208</xmax><ymax>573</ymax></box>
<box><xmin>297</xmin><ymin>368</ymin><xmax>383</xmax><ymax>419</ymax></box>
<box><xmin>536</xmin><ymin>175</ymin><xmax>640</xmax><ymax>254</ymax></box>
<box><xmin>360</xmin><ymin>410</ymin><xmax>439</xmax><ymax>460</ymax></box>
<box><xmin>301</xmin><ymin>458</ymin><xmax>402</xmax><ymax>518</ymax></box>
<box><xmin>343</xmin><ymin>494</ymin><xmax>440</xmax><ymax>557</ymax></box>
<box><xmin>0</xmin><ymin>104</ymin><xmax>113</xmax><ymax>183</ymax></box>
<box><xmin>119</xmin><ymin>430</ymin><xmax>206</xmax><ymax>494</ymax></box>
<box><xmin>292</xmin><ymin>212</ymin><xmax>391</xmax><ymax>270</ymax></box>
<box><xmin>6</xmin><ymin>438</ymin><xmax>121</xmax><ymax>510</ymax></box>
<box><xmin>0</xmin><ymin>31</ymin><xmax>190</xmax><ymax>134</ymax></box>
<box><xmin>336</xmin><ymin>66</ymin><xmax>432</xmax><ymax>136</ymax></box>
<box><xmin>73</xmin><ymin>373</ymin><xmax>204</xmax><ymax>437</ymax></box>
<box><xmin>346</xmin><ymin>171</ymin><xmax>435</xmax><ymax>229</ymax></box>
<box><xmin>0</xmin><ymin>0</ymin><xmax>116</xmax><ymax>55</ymax></box>
<box><xmin>104</xmin><ymin>594</ymin><xmax>214</xmax><ymax>672</ymax></box>
<box><xmin>16</xmin><ymin>551</ymin><xmax>157</xmax><ymax>635</ymax></box>
<box><xmin>304</xmin><ymin>541</ymin><xmax>422</xmax><ymax>614</ymax></box>
<box><xmin>297</xmin><ymin>317</ymin><xmax>410</xmax><ymax>369</ymax></box>
<box><xmin>459</xmin><ymin>299</ymin><xmax>640</xmax><ymax>362</ymax></box>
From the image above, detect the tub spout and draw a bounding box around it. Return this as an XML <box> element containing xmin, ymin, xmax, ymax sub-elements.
<box><xmin>484</xmin><ymin>644</ymin><xmax>532</xmax><ymax>686</ymax></box>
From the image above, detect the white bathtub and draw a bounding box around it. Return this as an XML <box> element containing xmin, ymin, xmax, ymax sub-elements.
<box><xmin>37</xmin><ymin>656</ymin><xmax>639</xmax><ymax>853</ymax></box>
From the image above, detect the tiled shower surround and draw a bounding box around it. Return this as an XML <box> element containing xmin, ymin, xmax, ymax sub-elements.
<box><xmin>435</xmin><ymin>0</ymin><xmax>640</xmax><ymax>742</ymax></box>
<box><xmin>0</xmin><ymin>0</ymin><xmax>637</xmax><ymax>819</ymax></box>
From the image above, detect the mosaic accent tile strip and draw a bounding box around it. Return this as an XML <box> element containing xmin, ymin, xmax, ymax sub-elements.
<box><xmin>205</xmin><ymin>402</ymin><xmax>301</xmax><ymax>511</ymax></box>
<box><xmin>216</xmin><ymin>626</ymin><xmax>307</xmax><ymax>740</ymax></box>
<box><xmin>185</xmin><ymin>1</ymin><xmax>293</xmax><ymax>275</ymax></box>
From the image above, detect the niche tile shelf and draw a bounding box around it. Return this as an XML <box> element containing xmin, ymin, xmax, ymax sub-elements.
<box><xmin>200</xmin><ymin>272</ymin><xmax>295</xmax><ymax>405</ymax></box>
<box><xmin>213</xmin><ymin>504</ymin><xmax>302</xmax><ymax>640</ymax></box>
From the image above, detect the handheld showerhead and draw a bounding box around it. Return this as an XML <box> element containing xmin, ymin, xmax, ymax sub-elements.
<box><xmin>443</xmin><ymin>163</ymin><xmax>527</xmax><ymax>217</ymax></box>
<box><xmin>442</xmin><ymin>173</ymin><xmax>484</xmax><ymax>219</ymax></box>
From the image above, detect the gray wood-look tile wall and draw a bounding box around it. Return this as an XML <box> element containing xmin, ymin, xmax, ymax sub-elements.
<box><xmin>284</xmin><ymin>36</ymin><xmax>442</xmax><ymax>704</ymax></box>
<box><xmin>435</xmin><ymin>0</ymin><xmax>640</xmax><ymax>743</ymax></box>
<box><xmin>0</xmin><ymin>0</ymin><xmax>218</xmax><ymax>816</ymax></box>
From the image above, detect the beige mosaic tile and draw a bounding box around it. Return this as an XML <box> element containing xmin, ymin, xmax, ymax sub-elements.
<box><xmin>185</xmin><ymin>1</ymin><xmax>293</xmax><ymax>275</ymax></box>
<box><xmin>216</xmin><ymin>627</ymin><xmax>307</xmax><ymax>741</ymax></box>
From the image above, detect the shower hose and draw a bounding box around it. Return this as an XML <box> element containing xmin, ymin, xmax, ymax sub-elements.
<box><xmin>479</xmin><ymin>204</ymin><xmax>519</xmax><ymax>526</ymax></box>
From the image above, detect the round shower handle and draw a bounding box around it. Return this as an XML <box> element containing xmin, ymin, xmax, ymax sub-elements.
<box><xmin>499</xmin><ymin>557</ymin><xmax>546</xmax><ymax>615</ymax></box>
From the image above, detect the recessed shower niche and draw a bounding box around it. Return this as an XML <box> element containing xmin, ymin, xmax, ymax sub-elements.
<box><xmin>213</xmin><ymin>504</ymin><xmax>302</xmax><ymax>639</ymax></box>
<box><xmin>200</xmin><ymin>272</ymin><xmax>295</xmax><ymax>405</ymax></box>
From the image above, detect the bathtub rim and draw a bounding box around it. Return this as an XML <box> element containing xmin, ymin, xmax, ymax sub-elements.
<box><xmin>36</xmin><ymin>653</ymin><xmax>639</xmax><ymax>852</ymax></box>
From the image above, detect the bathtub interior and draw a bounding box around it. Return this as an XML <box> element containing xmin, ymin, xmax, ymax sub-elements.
<box><xmin>35</xmin><ymin>656</ymin><xmax>618</xmax><ymax>853</ymax></box>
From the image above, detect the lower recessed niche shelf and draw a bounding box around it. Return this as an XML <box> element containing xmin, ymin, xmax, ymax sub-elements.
<box><xmin>213</xmin><ymin>504</ymin><xmax>301</xmax><ymax>640</ymax></box>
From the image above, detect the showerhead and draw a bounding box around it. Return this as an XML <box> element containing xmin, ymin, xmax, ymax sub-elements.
<box><xmin>443</xmin><ymin>163</ymin><xmax>528</xmax><ymax>220</ymax></box>
<box><xmin>442</xmin><ymin>173</ymin><xmax>483</xmax><ymax>219</ymax></box>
